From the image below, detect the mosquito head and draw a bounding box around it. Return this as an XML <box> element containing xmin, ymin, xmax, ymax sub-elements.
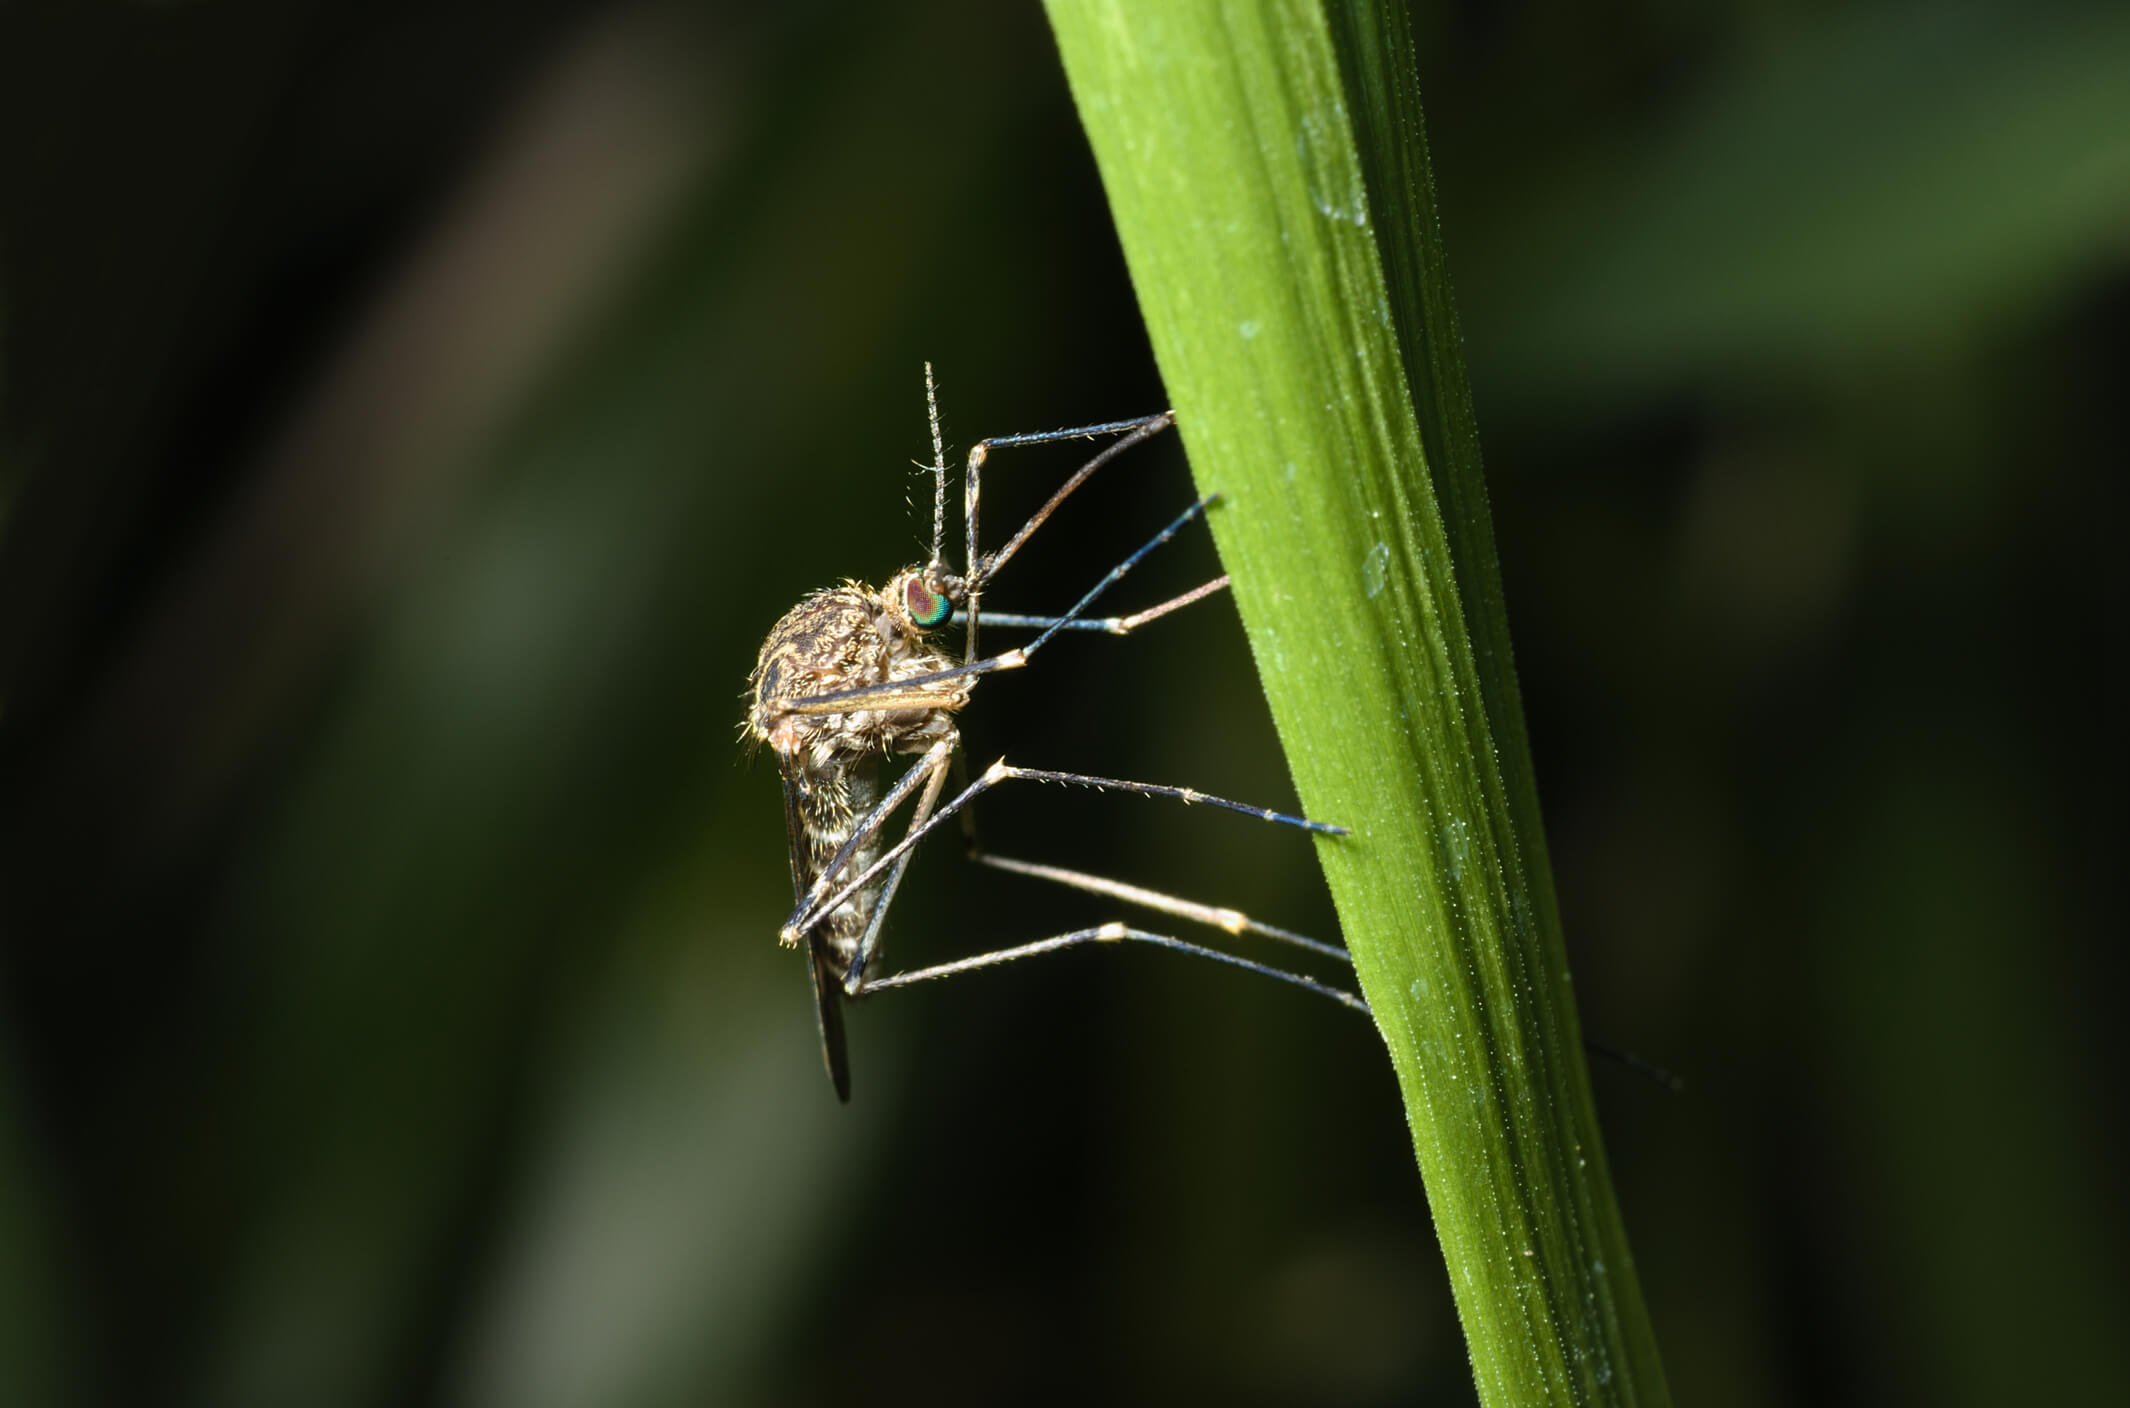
<box><xmin>886</xmin><ymin>565</ymin><xmax>961</xmax><ymax>635</ymax></box>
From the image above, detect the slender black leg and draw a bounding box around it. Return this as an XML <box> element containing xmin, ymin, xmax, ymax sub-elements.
<box><xmin>959</xmin><ymin>575</ymin><xmax>1231</xmax><ymax>636</ymax></box>
<box><xmin>858</xmin><ymin>924</ymin><xmax>1370</xmax><ymax>1014</ymax></box>
<box><xmin>795</xmin><ymin>757</ymin><xmax>1347</xmax><ymax>968</ymax></box>
<box><xmin>840</xmin><ymin>750</ymin><xmax>954</xmax><ymax>995</ymax></box>
<box><xmin>775</xmin><ymin>496</ymin><xmax>1221</xmax><ymax>721</ymax></box>
<box><xmin>961</xmin><ymin>411</ymin><xmax>1174</xmax><ymax>663</ymax></box>
<box><xmin>782</xmin><ymin>739</ymin><xmax>954</xmax><ymax>946</ymax></box>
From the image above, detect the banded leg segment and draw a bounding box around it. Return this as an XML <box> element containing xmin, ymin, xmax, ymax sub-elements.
<box><xmin>969</xmin><ymin>854</ymin><xmax>1353</xmax><ymax>965</ymax></box>
<box><xmin>962</xmin><ymin>410</ymin><xmax>1176</xmax><ymax>656</ymax></box>
<box><xmin>843</xmin><ymin>748</ymin><xmax>954</xmax><ymax>994</ymax></box>
<box><xmin>958</xmin><ymin>575</ymin><xmax>1231</xmax><ymax>636</ymax></box>
<box><xmin>770</xmin><ymin>495</ymin><xmax>1223</xmax><ymax>720</ymax></box>
<box><xmin>799</xmin><ymin>758</ymin><xmax>1348</xmax><ymax>974</ymax></box>
<box><xmin>861</xmin><ymin>924</ymin><xmax>1370</xmax><ymax>1014</ymax></box>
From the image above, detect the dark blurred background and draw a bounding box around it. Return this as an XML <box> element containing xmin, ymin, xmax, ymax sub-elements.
<box><xmin>1</xmin><ymin>1</ymin><xmax>2124</xmax><ymax>1404</ymax></box>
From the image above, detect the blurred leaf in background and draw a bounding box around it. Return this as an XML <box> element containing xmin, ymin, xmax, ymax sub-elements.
<box><xmin>0</xmin><ymin>2</ymin><xmax>2123</xmax><ymax>1406</ymax></box>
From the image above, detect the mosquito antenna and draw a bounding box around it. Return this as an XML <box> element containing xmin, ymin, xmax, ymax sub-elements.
<box><xmin>924</xmin><ymin>362</ymin><xmax>948</xmax><ymax>575</ymax></box>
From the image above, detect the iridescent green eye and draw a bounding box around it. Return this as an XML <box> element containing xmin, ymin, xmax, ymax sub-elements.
<box><xmin>906</xmin><ymin>578</ymin><xmax>950</xmax><ymax>627</ymax></box>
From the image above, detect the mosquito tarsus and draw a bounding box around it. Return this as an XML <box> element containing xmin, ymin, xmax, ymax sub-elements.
<box><xmin>745</xmin><ymin>366</ymin><xmax>1366</xmax><ymax>1101</ymax></box>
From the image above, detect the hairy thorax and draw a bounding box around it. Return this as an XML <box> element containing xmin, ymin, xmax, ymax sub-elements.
<box><xmin>747</xmin><ymin>572</ymin><xmax>968</xmax><ymax>962</ymax></box>
<box><xmin>747</xmin><ymin>575</ymin><xmax>964</xmax><ymax>768</ymax></box>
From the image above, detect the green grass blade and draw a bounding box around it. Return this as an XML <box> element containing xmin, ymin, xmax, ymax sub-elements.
<box><xmin>1043</xmin><ymin>3</ymin><xmax>1672</xmax><ymax>1403</ymax></box>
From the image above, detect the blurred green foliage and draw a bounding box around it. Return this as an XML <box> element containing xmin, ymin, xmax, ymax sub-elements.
<box><xmin>0</xmin><ymin>2</ymin><xmax>2124</xmax><ymax>1405</ymax></box>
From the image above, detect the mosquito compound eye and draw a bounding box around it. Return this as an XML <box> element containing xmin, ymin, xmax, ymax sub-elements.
<box><xmin>905</xmin><ymin>577</ymin><xmax>951</xmax><ymax>628</ymax></box>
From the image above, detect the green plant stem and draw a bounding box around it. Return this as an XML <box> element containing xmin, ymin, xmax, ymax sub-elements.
<box><xmin>1042</xmin><ymin>3</ymin><xmax>1671</xmax><ymax>1403</ymax></box>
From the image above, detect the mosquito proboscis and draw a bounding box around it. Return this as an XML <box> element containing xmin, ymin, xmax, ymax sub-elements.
<box><xmin>745</xmin><ymin>367</ymin><xmax>1366</xmax><ymax>1101</ymax></box>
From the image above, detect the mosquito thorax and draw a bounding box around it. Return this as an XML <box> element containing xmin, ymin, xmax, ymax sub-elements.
<box><xmin>747</xmin><ymin>586</ymin><xmax>873</xmax><ymax>756</ymax></box>
<box><xmin>746</xmin><ymin>566</ymin><xmax>969</xmax><ymax>767</ymax></box>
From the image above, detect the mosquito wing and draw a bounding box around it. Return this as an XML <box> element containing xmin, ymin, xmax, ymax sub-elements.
<box><xmin>781</xmin><ymin>764</ymin><xmax>852</xmax><ymax>1102</ymax></box>
<box><xmin>807</xmin><ymin>930</ymin><xmax>852</xmax><ymax>1102</ymax></box>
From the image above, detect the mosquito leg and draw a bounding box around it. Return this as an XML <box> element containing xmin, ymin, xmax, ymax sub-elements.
<box><xmin>1011</xmin><ymin>496</ymin><xmax>1221</xmax><ymax>660</ymax></box>
<box><xmin>962</xmin><ymin>411</ymin><xmax>1174</xmax><ymax>664</ymax></box>
<box><xmin>772</xmin><ymin>495</ymin><xmax>1224</xmax><ymax>721</ymax></box>
<box><xmin>957</xmin><ymin>575</ymin><xmax>1231</xmax><ymax>636</ymax></box>
<box><xmin>794</xmin><ymin>759</ymin><xmax>1347</xmax><ymax>961</ymax></box>
<box><xmin>782</xmin><ymin>738</ymin><xmax>954</xmax><ymax>944</ymax></box>
<box><xmin>967</xmin><ymin>410</ymin><xmax>1176</xmax><ymax>588</ymax></box>
<box><xmin>969</xmin><ymin>853</ymin><xmax>1351</xmax><ymax>964</ymax></box>
<box><xmin>993</xmin><ymin>764</ymin><xmax>1346</xmax><ymax>833</ymax></box>
<box><xmin>856</xmin><ymin>924</ymin><xmax>1371</xmax><ymax>1015</ymax></box>
<box><xmin>951</xmin><ymin>853</ymin><xmax>1648</xmax><ymax>1082</ymax></box>
<box><xmin>839</xmin><ymin>748</ymin><xmax>954</xmax><ymax>995</ymax></box>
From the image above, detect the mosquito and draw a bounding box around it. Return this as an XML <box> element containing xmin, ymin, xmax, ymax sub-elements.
<box><xmin>745</xmin><ymin>366</ymin><xmax>1368</xmax><ymax>1100</ymax></box>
